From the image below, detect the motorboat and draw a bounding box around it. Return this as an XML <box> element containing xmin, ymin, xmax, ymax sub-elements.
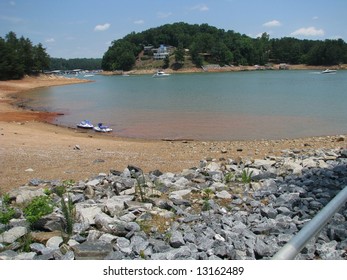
<box><xmin>152</xmin><ymin>70</ymin><xmax>170</xmax><ymax>77</ymax></box>
<box><xmin>77</xmin><ymin>120</ymin><xmax>94</xmax><ymax>129</ymax></box>
<box><xmin>321</xmin><ymin>69</ymin><xmax>337</xmax><ymax>74</ymax></box>
<box><xmin>93</xmin><ymin>123</ymin><xmax>113</xmax><ymax>132</ymax></box>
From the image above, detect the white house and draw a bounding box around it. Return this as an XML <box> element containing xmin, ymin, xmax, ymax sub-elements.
<box><xmin>153</xmin><ymin>44</ymin><xmax>169</xmax><ymax>60</ymax></box>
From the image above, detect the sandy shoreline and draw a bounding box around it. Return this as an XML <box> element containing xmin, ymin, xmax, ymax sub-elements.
<box><xmin>1</xmin><ymin>74</ymin><xmax>346</xmax><ymax>193</ymax></box>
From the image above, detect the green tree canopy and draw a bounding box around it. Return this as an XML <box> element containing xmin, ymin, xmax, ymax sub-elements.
<box><xmin>101</xmin><ymin>22</ymin><xmax>347</xmax><ymax>71</ymax></box>
<box><xmin>0</xmin><ymin>32</ymin><xmax>50</xmax><ymax>80</ymax></box>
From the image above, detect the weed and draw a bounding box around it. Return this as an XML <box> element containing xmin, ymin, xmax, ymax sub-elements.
<box><xmin>133</xmin><ymin>171</ymin><xmax>151</xmax><ymax>202</ymax></box>
<box><xmin>224</xmin><ymin>172</ymin><xmax>235</xmax><ymax>183</ymax></box>
<box><xmin>139</xmin><ymin>250</ymin><xmax>147</xmax><ymax>259</ymax></box>
<box><xmin>0</xmin><ymin>194</ymin><xmax>15</xmax><ymax>225</ymax></box>
<box><xmin>43</xmin><ymin>188</ymin><xmax>52</xmax><ymax>196</ymax></box>
<box><xmin>53</xmin><ymin>179</ymin><xmax>75</xmax><ymax>197</ymax></box>
<box><xmin>61</xmin><ymin>194</ymin><xmax>75</xmax><ymax>236</ymax></box>
<box><xmin>18</xmin><ymin>233</ymin><xmax>33</xmax><ymax>252</ymax></box>
<box><xmin>241</xmin><ymin>169</ymin><xmax>253</xmax><ymax>184</ymax></box>
<box><xmin>202</xmin><ymin>199</ymin><xmax>212</xmax><ymax>211</ymax></box>
<box><xmin>2</xmin><ymin>193</ymin><xmax>11</xmax><ymax>205</ymax></box>
<box><xmin>202</xmin><ymin>188</ymin><xmax>214</xmax><ymax>200</ymax></box>
<box><xmin>0</xmin><ymin>207</ymin><xmax>15</xmax><ymax>225</ymax></box>
<box><xmin>23</xmin><ymin>196</ymin><xmax>53</xmax><ymax>226</ymax></box>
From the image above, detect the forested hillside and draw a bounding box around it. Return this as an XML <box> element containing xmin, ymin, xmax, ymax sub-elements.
<box><xmin>0</xmin><ymin>32</ymin><xmax>50</xmax><ymax>80</ymax></box>
<box><xmin>49</xmin><ymin>58</ymin><xmax>102</xmax><ymax>71</ymax></box>
<box><xmin>102</xmin><ymin>22</ymin><xmax>347</xmax><ymax>71</ymax></box>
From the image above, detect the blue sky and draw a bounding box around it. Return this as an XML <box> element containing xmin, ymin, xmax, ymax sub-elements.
<box><xmin>1</xmin><ymin>0</ymin><xmax>346</xmax><ymax>58</ymax></box>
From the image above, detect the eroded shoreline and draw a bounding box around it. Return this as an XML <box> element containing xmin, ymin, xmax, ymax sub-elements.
<box><xmin>0</xmin><ymin>75</ymin><xmax>346</xmax><ymax>193</ymax></box>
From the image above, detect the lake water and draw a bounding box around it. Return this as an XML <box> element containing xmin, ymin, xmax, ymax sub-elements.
<box><xmin>24</xmin><ymin>70</ymin><xmax>347</xmax><ymax>140</ymax></box>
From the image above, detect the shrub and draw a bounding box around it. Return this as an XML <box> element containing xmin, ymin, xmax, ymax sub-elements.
<box><xmin>0</xmin><ymin>194</ymin><xmax>15</xmax><ymax>224</ymax></box>
<box><xmin>0</xmin><ymin>207</ymin><xmax>15</xmax><ymax>225</ymax></box>
<box><xmin>23</xmin><ymin>196</ymin><xmax>53</xmax><ymax>225</ymax></box>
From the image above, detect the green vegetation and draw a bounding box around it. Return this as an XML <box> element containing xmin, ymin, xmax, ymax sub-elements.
<box><xmin>61</xmin><ymin>194</ymin><xmax>75</xmax><ymax>236</ymax></box>
<box><xmin>0</xmin><ymin>31</ymin><xmax>50</xmax><ymax>80</ymax></box>
<box><xmin>2</xmin><ymin>22</ymin><xmax>347</xmax><ymax>80</ymax></box>
<box><xmin>23</xmin><ymin>195</ymin><xmax>54</xmax><ymax>225</ymax></box>
<box><xmin>240</xmin><ymin>169</ymin><xmax>253</xmax><ymax>184</ymax></box>
<box><xmin>102</xmin><ymin>22</ymin><xmax>347</xmax><ymax>71</ymax></box>
<box><xmin>0</xmin><ymin>194</ymin><xmax>15</xmax><ymax>225</ymax></box>
<box><xmin>49</xmin><ymin>58</ymin><xmax>102</xmax><ymax>71</ymax></box>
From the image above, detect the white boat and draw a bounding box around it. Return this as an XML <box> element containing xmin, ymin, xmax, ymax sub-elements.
<box><xmin>152</xmin><ymin>70</ymin><xmax>170</xmax><ymax>77</ymax></box>
<box><xmin>83</xmin><ymin>74</ymin><xmax>94</xmax><ymax>77</ymax></box>
<box><xmin>77</xmin><ymin>120</ymin><xmax>94</xmax><ymax>129</ymax></box>
<box><xmin>321</xmin><ymin>69</ymin><xmax>337</xmax><ymax>74</ymax></box>
<box><xmin>93</xmin><ymin>123</ymin><xmax>113</xmax><ymax>133</ymax></box>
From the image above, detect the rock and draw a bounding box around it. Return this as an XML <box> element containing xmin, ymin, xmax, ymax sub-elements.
<box><xmin>9</xmin><ymin>186</ymin><xmax>45</xmax><ymax>204</ymax></box>
<box><xmin>46</xmin><ymin>236</ymin><xmax>63</xmax><ymax>249</ymax></box>
<box><xmin>104</xmin><ymin>195</ymin><xmax>134</xmax><ymax>216</ymax></box>
<box><xmin>76</xmin><ymin>204</ymin><xmax>102</xmax><ymax>225</ymax></box>
<box><xmin>169</xmin><ymin>231</ymin><xmax>185</xmax><ymax>248</ymax></box>
<box><xmin>216</xmin><ymin>190</ymin><xmax>232</xmax><ymax>199</ymax></box>
<box><xmin>72</xmin><ymin>241</ymin><xmax>113</xmax><ymax>260</ymax></box>
<box><xmin>0</xmin><ymin>226</ymin><xmax>27</xmax><ymax>243</ymax></box>
<box><xmin>2</xmin><ymin>147</ymin><xmax>347</xmax><ymax>260</ymax></box>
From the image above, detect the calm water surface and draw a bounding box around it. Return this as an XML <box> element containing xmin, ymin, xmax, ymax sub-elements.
<box><xmin>25</xmin><ymin>70</ymin><xmax>347</xmax><ymax>140</ymax></box>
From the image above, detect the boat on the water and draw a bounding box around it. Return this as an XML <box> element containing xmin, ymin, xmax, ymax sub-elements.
<box><xmin>93</xmin><ymin>123</ymin><xmax>113</xmax><ymax>132</ymax></box>
<box><xmin>77</xmin><ymin>120</ymin><xmax>94</xmax><ymax>129</ymax></box>
<box><xmin>152</xmin><ymin>70</ymin><xmax>170</xmax><ymax>77</ymax></box>
<box><xmin>321</xmin><ymin>69</ymin><xmax>337</xmax><ymax>74</ymax></box>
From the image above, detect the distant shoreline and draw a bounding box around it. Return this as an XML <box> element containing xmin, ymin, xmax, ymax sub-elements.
<box><xmin>102</xmin><ymin>63</ymin><xmax>346</xmax><ymax>76</ymax></box>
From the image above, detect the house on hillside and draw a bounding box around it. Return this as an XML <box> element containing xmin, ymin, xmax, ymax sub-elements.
<box><xmin>153</xmin><ymin>44</ymin><xmax>169</xmax><ymax>60</ymax></box>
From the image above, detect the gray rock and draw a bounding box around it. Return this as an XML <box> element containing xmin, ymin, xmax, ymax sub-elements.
<box><xmin>170</xmin><ymin>231</ymin><xmax>185</xmax><ymax>248</ymax></box>
<box><xmin>131</xmin><ymin>235</ymin><xmax>149</xmax><ymax>254</ymax></box>
<box><xmin>46</xmin><ymin>236</ymin><xmax>63</xmax><ymax>249</ymax></box>
<box><xmin>216</xmin><ymin>190</ymin><xmax>232</xmax><ymax>199</ymax></box>
<box><xmin>0</xmin><ymin>226</ymin><xmax>27</xmax><ymax>243</ymax></box>
<box><xmin>72</xmin><ymin>240</ymin><xmax>113</xmax><ymax>260</ymax></box>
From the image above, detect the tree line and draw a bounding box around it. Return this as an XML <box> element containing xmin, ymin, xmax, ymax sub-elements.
<box><xmin>102</xmin><ymin>22</ymin><xmax>347</xmax><ymax>71</ymax></box>
<box><xmin>49</xmin><ymin>58</ymin><xmax>102</xmax><ymax>71</ymax></box>
<box><xmin>0</xmin><ymin>31</ymin><xmax>102</xmax><ymax>80</ymax></box>
<box><xmin>0</xmin><ymin>31</ymin><xmax>50</xmax><ymax>80</ymax></box>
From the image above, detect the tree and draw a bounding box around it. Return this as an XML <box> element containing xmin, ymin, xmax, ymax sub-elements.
<box><xmin>101</xmin><ymin>22</ymin><xmax>347</xmax><ymax>71</ymax></box>
<box><xmin>33</xmin><ymin>43</ymin><xmax>50</xmax><ymax>72</ymax></box>
<box><xmin>174</xmin><ymin>43</ymin><xmax>185</xmax><ymax>67</ymax></box>
<box><xmin>0</xmin><ymin>31</ymin><xmax>50</xmax><ymax>80</ymax></box>
<box><xmin>102</xmin><ymin>39</ymin><xmax>136</xmax><ymax>71</ymax></box>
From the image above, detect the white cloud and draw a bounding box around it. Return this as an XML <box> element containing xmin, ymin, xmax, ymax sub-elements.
<box><xmin>191</xmin><ymin>4</ymin><xmax>209</xmax><ymax>12</ymax></box>
<box><xmin>157</xmin><ymin>12</ymin><xmax>173</xmax><ymax>19</ymax></box>
<box><xmin>312</xmin><ymin>16</ymin><xmax>319</xmax><ymax>20</ymax></box>
<box><xmin>133</xmin><ymin>19</ymin><xmax>144</xmax><ymax>25</ymax></box>
<box><xmin>263</xmin><ymin>20</ymin><xmax>281</xmax><ymax>27</ymax></box>
<box><xmin>45</xmin><ymin>38</ymin><xmax>55</xmax><ymax>43</ymax></box>
<box><xmin>291</xmin><ymin>26</ymin><xmax>324</xmax><ymax>37</ymax></box>
<box><xmin>94</xmin><ymin>23</ymin><xmax>110</xmax><ymax>31</ymax></box>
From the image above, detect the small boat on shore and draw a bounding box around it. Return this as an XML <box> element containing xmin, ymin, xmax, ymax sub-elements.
<box><xmin>93</xmin><ymin>123</ymin><xmax>112</xmax><ymax>132</ymax></box>
<box><xmin>321</xmin><ymin>69</ymin><xmax>337</xmax><ymax>74</ymax></box>
<box><xmin>77</xmin><ymin>120</ymin><xmax>94</xmax><ymax>129</ymax></box>
<box><xmin>152</xmin><ymin>70</ymin><xmax>170</xmax><ymax>77</ymax></box>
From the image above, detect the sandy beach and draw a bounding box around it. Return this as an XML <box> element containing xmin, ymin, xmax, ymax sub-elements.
<box><xmin>1</xmin><ymin>74</ymin><xmax>346</xmax><ymax>194</ymax></box>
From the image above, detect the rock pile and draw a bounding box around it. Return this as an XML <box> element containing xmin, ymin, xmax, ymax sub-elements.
<box><xmin>1</xmin><ymin>148</ymin><xmax>347</xmax><ymax>260</ymax></box>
